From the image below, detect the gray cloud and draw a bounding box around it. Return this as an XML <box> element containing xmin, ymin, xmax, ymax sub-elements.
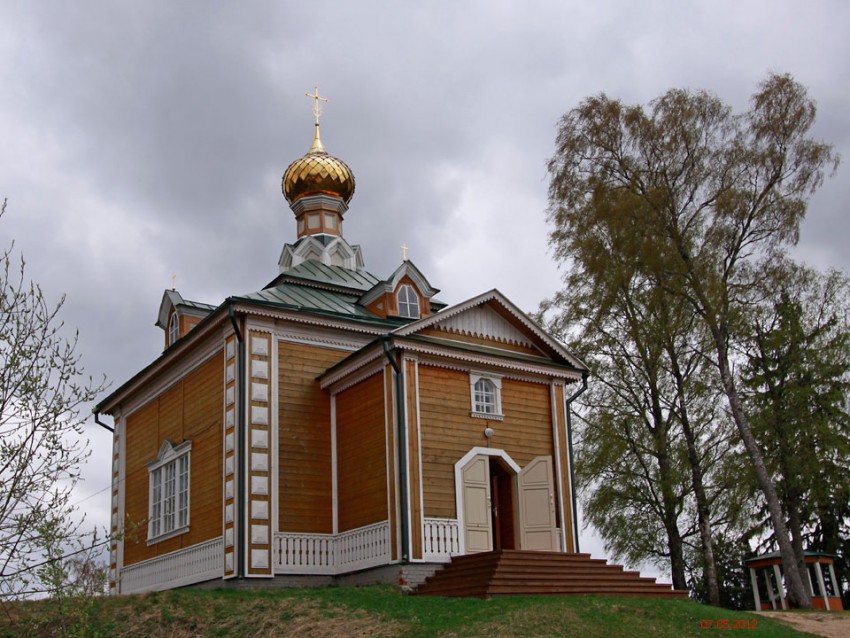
<box><xmin>2</xmin><ymin>0</ymin><xmax>848</xmax><ymax>579</ymax></box>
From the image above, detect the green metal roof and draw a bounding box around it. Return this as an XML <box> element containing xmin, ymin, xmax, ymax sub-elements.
<box><xmin>236</xmin><ymin>282</ymin><xmax>411</xmax><ymax>329</ymax></box>
<box><xmin>274</xmin><ymin>261</ymin><xmax>381</xmax><ymax>292</ymax></box>
<box><xmin>241</xmin><ymin>283</ymin><xmax>374</xmax><ymax>317</ymax></box>
<box><xmin>178</xmin><ymin>299</ymin><xmax>216</xmax><ymax>313</ymax></box>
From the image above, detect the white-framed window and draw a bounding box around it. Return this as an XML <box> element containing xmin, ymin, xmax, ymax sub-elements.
<box><xmin>470</xmin><ymin>373</ymin><xmax>503</xmax><ymax>420</ymax></box>
<box><xmin>147</xmin><ymin>440</ymin><xmax>191</xmax><ymax>543</ymax></box>
<box><xmin>168</xmin><ymin>312</ymin><xmax>179</xmax><ymax>346</ymax></box>
<box><xmin>308</xmin><ymin>213</ymin><xmax>321</xmax><ymax>229</ymax></box>
<box><xmin>397</xmin><ymin>284</ymin><xmax>420</xmax><ymax>319</ymax></box>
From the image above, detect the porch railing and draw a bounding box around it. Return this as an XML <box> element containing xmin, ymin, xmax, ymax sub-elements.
<box><xmin>423</xmin><ymin>518</ymin><xmax>460</xmax><ymax>562</ymax></box>
<box><xmin>274</xmin><ymin>520</ymin><xmax>391</xmax><ymax>574</ymax></box>
<box><xmin>121</xmin><ymin>536</ymin><xmax>222</xmax><ymax>594</ymax></box>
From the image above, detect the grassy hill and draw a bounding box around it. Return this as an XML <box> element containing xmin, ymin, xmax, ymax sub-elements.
<box><xmin>0</xmin><ymin>585</ymin><xmax>822</xmax><ymax>637</ymax></box>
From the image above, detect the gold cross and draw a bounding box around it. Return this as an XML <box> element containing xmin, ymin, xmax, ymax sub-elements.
<box><xmin>305</xmin><ymin>85</ymin><xmax>329</xmax><ymax>126</ymax></box>
<box><xmin>171</xmin><ymin>273</ymin><xmax>177</xmax><ymax>290</ymax></box>
<box><xmin>401</xmin><ymin>243</ymin><xmax>409</xmax><ymax>261</ymax></box>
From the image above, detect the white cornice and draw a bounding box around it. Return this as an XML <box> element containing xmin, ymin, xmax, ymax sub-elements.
<box><xmin>327</xmin><ymin>360</ymin><xmax>385</xmax><ymax>395</ymax></box>
<box><xmin>230</xmin><ymin>303</ymin><xmax>388</xmax><ymax>337</ymax></box>
<box><xmin>414</xmin><ymin>354</ymin><xmax>556</xmax><ymax>386</ymax></box>
<box><xmin>319</xmin><ymin>348</ymin><xmax>385</xmax><ymax>390</ymax></box>
<box><xmin>276</xmin><ymin>324</ymin><xmax>369</xmax><ymax>352</ymax></box>
<box><xmin>393</xmin><ymin>337</ymin><xmax>584</xmax><ymax>382</ymax></box>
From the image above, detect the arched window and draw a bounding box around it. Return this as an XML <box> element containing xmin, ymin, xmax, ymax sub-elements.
<box><xmin>169</xmin><ymin>313</ymin><xmax>179</xmax><ymax>346</ymax></box>
<box><xmin>148</xmin><ymin>440</ymin><xmax>191</xmax><ymax>542</ymax></box>
<box><xmin>470</xmin><ymin>373</ymin><xmax>503</xmax><ymax>419</ymax></box>
<box><xmin>397</xmin><ymin>284</ymin><xmax>420</xmax><ymax>319</ymax></box>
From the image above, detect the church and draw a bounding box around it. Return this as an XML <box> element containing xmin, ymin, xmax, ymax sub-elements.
<box><xmin>95</xmin><ymin>94</ymin><xmax>590</xmax><ymax>595</ymax></box>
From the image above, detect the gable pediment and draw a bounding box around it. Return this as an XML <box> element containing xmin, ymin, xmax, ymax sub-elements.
<box><xmin>427</xmin><ymin>304</ymin><xmax>537</xmax><ymax>350</ymax></box>
<box><xmin>392</xmin><ymin>289</ymin><xmax>588</xmax><ymax>371</ymax></box>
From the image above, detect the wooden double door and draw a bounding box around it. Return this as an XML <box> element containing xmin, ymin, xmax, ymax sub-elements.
<box><xmin>462</xmin><ymin>454</ymin><xmax>557</xmax><ymax>553</ymax></box>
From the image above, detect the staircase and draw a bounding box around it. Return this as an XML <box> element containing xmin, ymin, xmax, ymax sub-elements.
<box><xmin>414</xmin><ymin>550</ymin><xmax>689</xmax><ymax>599</ymax></box>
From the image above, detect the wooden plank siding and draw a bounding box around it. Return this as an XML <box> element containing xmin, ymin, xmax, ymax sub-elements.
<box><xmin>418</xmin><ymin>365</ymin><xmax>557</xmax><ymax>520</ymax></box>
<box><xmin>336</xmin><ymin>371</ymin><xmax>388</xmax><ymax>532</ymax></box>
<box><xmin>277</xmin><ymin>342</ymin><xmax>350</xmax><ymax>534</ymax></box>
<box><xmin>123</xmin><ymin>352</ymin><xmax>224</xmax><ymax>566</ymax></box>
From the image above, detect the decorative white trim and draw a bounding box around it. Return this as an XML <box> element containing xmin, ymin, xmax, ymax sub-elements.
<box><xmin>431</xmin><ymin>304</ymin><xmax>537</xmax><ymax>349</ymax></box>
<box><xmin>231</xmin><ymin>303</ymin><xmax>388</xmax><ymax>337</ymax></box>
<box><xmin>414</xmin><ymin>360</ymin><xmax>424</xmax><ymax>561</ymax></box>
<box><xmin>470</xmin><ymin>372</ymin><xmax>503</xmax><ymax>418</ymax></box>
<box><xmin>383</xmin><ymin>366</ymin><xmax>392</xmax><ymax>560</ymax></box>
<box><xmin>401</xmin><ymin>356</ymin><xmax>412</xmax><ymax>561</ymax></box>
<box><xmin>391</xmin><ymin>366</ymin><xmax>401</xmax><ymax>563</ymax></box>
<box><xmin>271</xmin><ymin>337</ymin><xmax>279</xmax><ymax>541</ymax></box>
<box><xmin>273</xmin><ymin>321</ymin><xmax>373</xmax><ymax>350</ymax></box>
<box><xmin>319</xmin><ymin>349</ymin><xmax>386</xmax><ymax>390</ymax></box>
<box><xmin>391</xmin><ymin>289</ymin><xmax>588</xmax><ymax>371</ymax></box>
<box><xmin>147</xmin><ymin>441</ymin><xmax>192</xmax><ymax>544</ymax></box>
<box><xmin>121</xmin><ymin>537</ymin><xmax>223</xmax><ymax>594</ymax></box>
<box><xmin>550</xmin><ymin>383</ymin><xmax>567</xmax><ymax>552</ymax></box>
<box><xmin>359</xmin><ymin>260</ymin><xmax>439</xmax><ymax>307</ymax></box>
<box><xmin>423</xmin><ymin>518</ymin><xmax>461</xmax><ymax>562</ymax></box>
<box><xmin>454</xmin><ymin>448</ymin><xmax>521</xmax><ymax>556</ymax></box>
<box><xmin>414</xmin><ymin>354</ymin><xmax>551</xmax><ymax>385</ymax></box>
<box><xmin>222</xmin><ymin>333</ymin><xmax>237</xmax><ymax>580</ymax></box>
<box><xmin>327</xmin><ymin>359</ymin><xmax>385</xmax><ymax>395</ymax></box>
<box><xmin>274</xmin><ymin>520</ymin><xmax>391</xmax><ymax>575</ymax></box>
<box><xmin>394</xmin><ymin>338</ymin><xmax>585</xmax><ymax>381</ymax></box>
<box><xmin>112</xmin><ymin>416</ymin><xmax>127</xmax><ymax>595</ymax></box>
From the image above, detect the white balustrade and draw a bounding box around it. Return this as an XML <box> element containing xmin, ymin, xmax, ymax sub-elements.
<box><xmin>121</xmin><ymin>536</ymin><xmax>223</xmax><ymax>594</ymax></box>
<box><xmin>423</xmin><ymin>518</ymin><xmax>460</xmax><ymax>562</ymax></box>
<box><xmin>274</xmin><ymin>520</ymin><xmax>391</xmax><ymax>574</ymax></box>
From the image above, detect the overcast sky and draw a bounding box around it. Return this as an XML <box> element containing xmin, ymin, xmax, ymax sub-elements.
<box><xmin>2</xmin><ymin>1</ymin><xmax>848</xmax><ymax>582</ymax></box>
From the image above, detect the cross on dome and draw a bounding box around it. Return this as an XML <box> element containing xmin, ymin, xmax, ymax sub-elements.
<box><xmin>305</xmin><ymin>85</ymin><xmax>329</xmax><ymax>126</ymax></box>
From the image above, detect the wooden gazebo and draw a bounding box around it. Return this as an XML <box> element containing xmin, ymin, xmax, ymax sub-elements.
<box><xmin>745</xmin><ymin>551</ymin><xmax>843</xmax><ymax>611</ymax></box>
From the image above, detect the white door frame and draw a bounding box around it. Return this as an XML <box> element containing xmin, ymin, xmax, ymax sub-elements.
<box><xmin>454</xmin><ymin>447</ymin><xmax>521</xmax><ymax>556</ymax></box>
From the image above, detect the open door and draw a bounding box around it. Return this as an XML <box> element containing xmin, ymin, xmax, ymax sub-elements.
<box><xmin>462</xmin><ymin>456</ymin><xmax>492</xmax><ymax>553</ymax></box>
<box><xmin>518</xmin><ymin>456</ymin><xmax>557</xmax><ymax>551</ymax></box>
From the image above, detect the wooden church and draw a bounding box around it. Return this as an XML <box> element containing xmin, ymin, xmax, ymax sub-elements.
<box><xmin>97</xmin><ymin>97</ymin><xmax>679</xmax><ymax>597</ymax></box>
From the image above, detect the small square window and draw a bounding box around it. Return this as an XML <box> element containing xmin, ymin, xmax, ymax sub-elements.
<box><xmin>308</xmin><ymin>213</ymin><xmax>321</xmax><ymax>229</ymax></box>
<box><xmin>324</xmin><ymin>213</ymin><xmax>337</xmax><ymax>229</ymax></box>
<box><xmin>470</xmin><ymin>373</ymin><xmax>503</xmax><ymax>420</ymax></box>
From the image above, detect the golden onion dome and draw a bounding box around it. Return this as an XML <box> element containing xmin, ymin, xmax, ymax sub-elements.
<box><xmin>282</xmin><ymin>125</ymin><xmax>355</xmax><ymax>205</ymax></box>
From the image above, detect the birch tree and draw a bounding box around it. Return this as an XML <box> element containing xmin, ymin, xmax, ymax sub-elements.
<box><xmin>546</xmin><ymin>73</ymin><xmax>838</xmax><ymax>608</ymax></box>
<box><xmin>0</xmin><ymin>200</ymin><xmax>106</xmax><ymax>599</ymax></box>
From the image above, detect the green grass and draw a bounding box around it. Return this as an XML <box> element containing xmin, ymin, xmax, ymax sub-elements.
<box><xmin>0</xmin><ymin>585</ymin><xmax>823</xmax><ymax>637</ymax></box>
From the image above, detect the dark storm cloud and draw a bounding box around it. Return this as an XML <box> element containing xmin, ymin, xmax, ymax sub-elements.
<box><xmin>2</xmin><ymin>0</ymin><xmax>848</xmax><ymax>573</ymax></box>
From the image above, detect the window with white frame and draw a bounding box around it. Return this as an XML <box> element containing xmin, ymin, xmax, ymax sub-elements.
<box><xmin>397</xmin><ymin>284</ymin><xmax>420</xmax><ymax>319</ymax></box>
<box><xmin>148</xmin><ymin>440</ymin><xmax>191</xmax><ymax>542</ymax></box>
<box><xmin>470</xmin><ymin>373</ymin><xmax>503</xmax><ymax>419</ymax></box>
<box><xmin>168</xmin><ymin>312</ymin><xmax>179</xmax><ymax>346</ymax></box>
